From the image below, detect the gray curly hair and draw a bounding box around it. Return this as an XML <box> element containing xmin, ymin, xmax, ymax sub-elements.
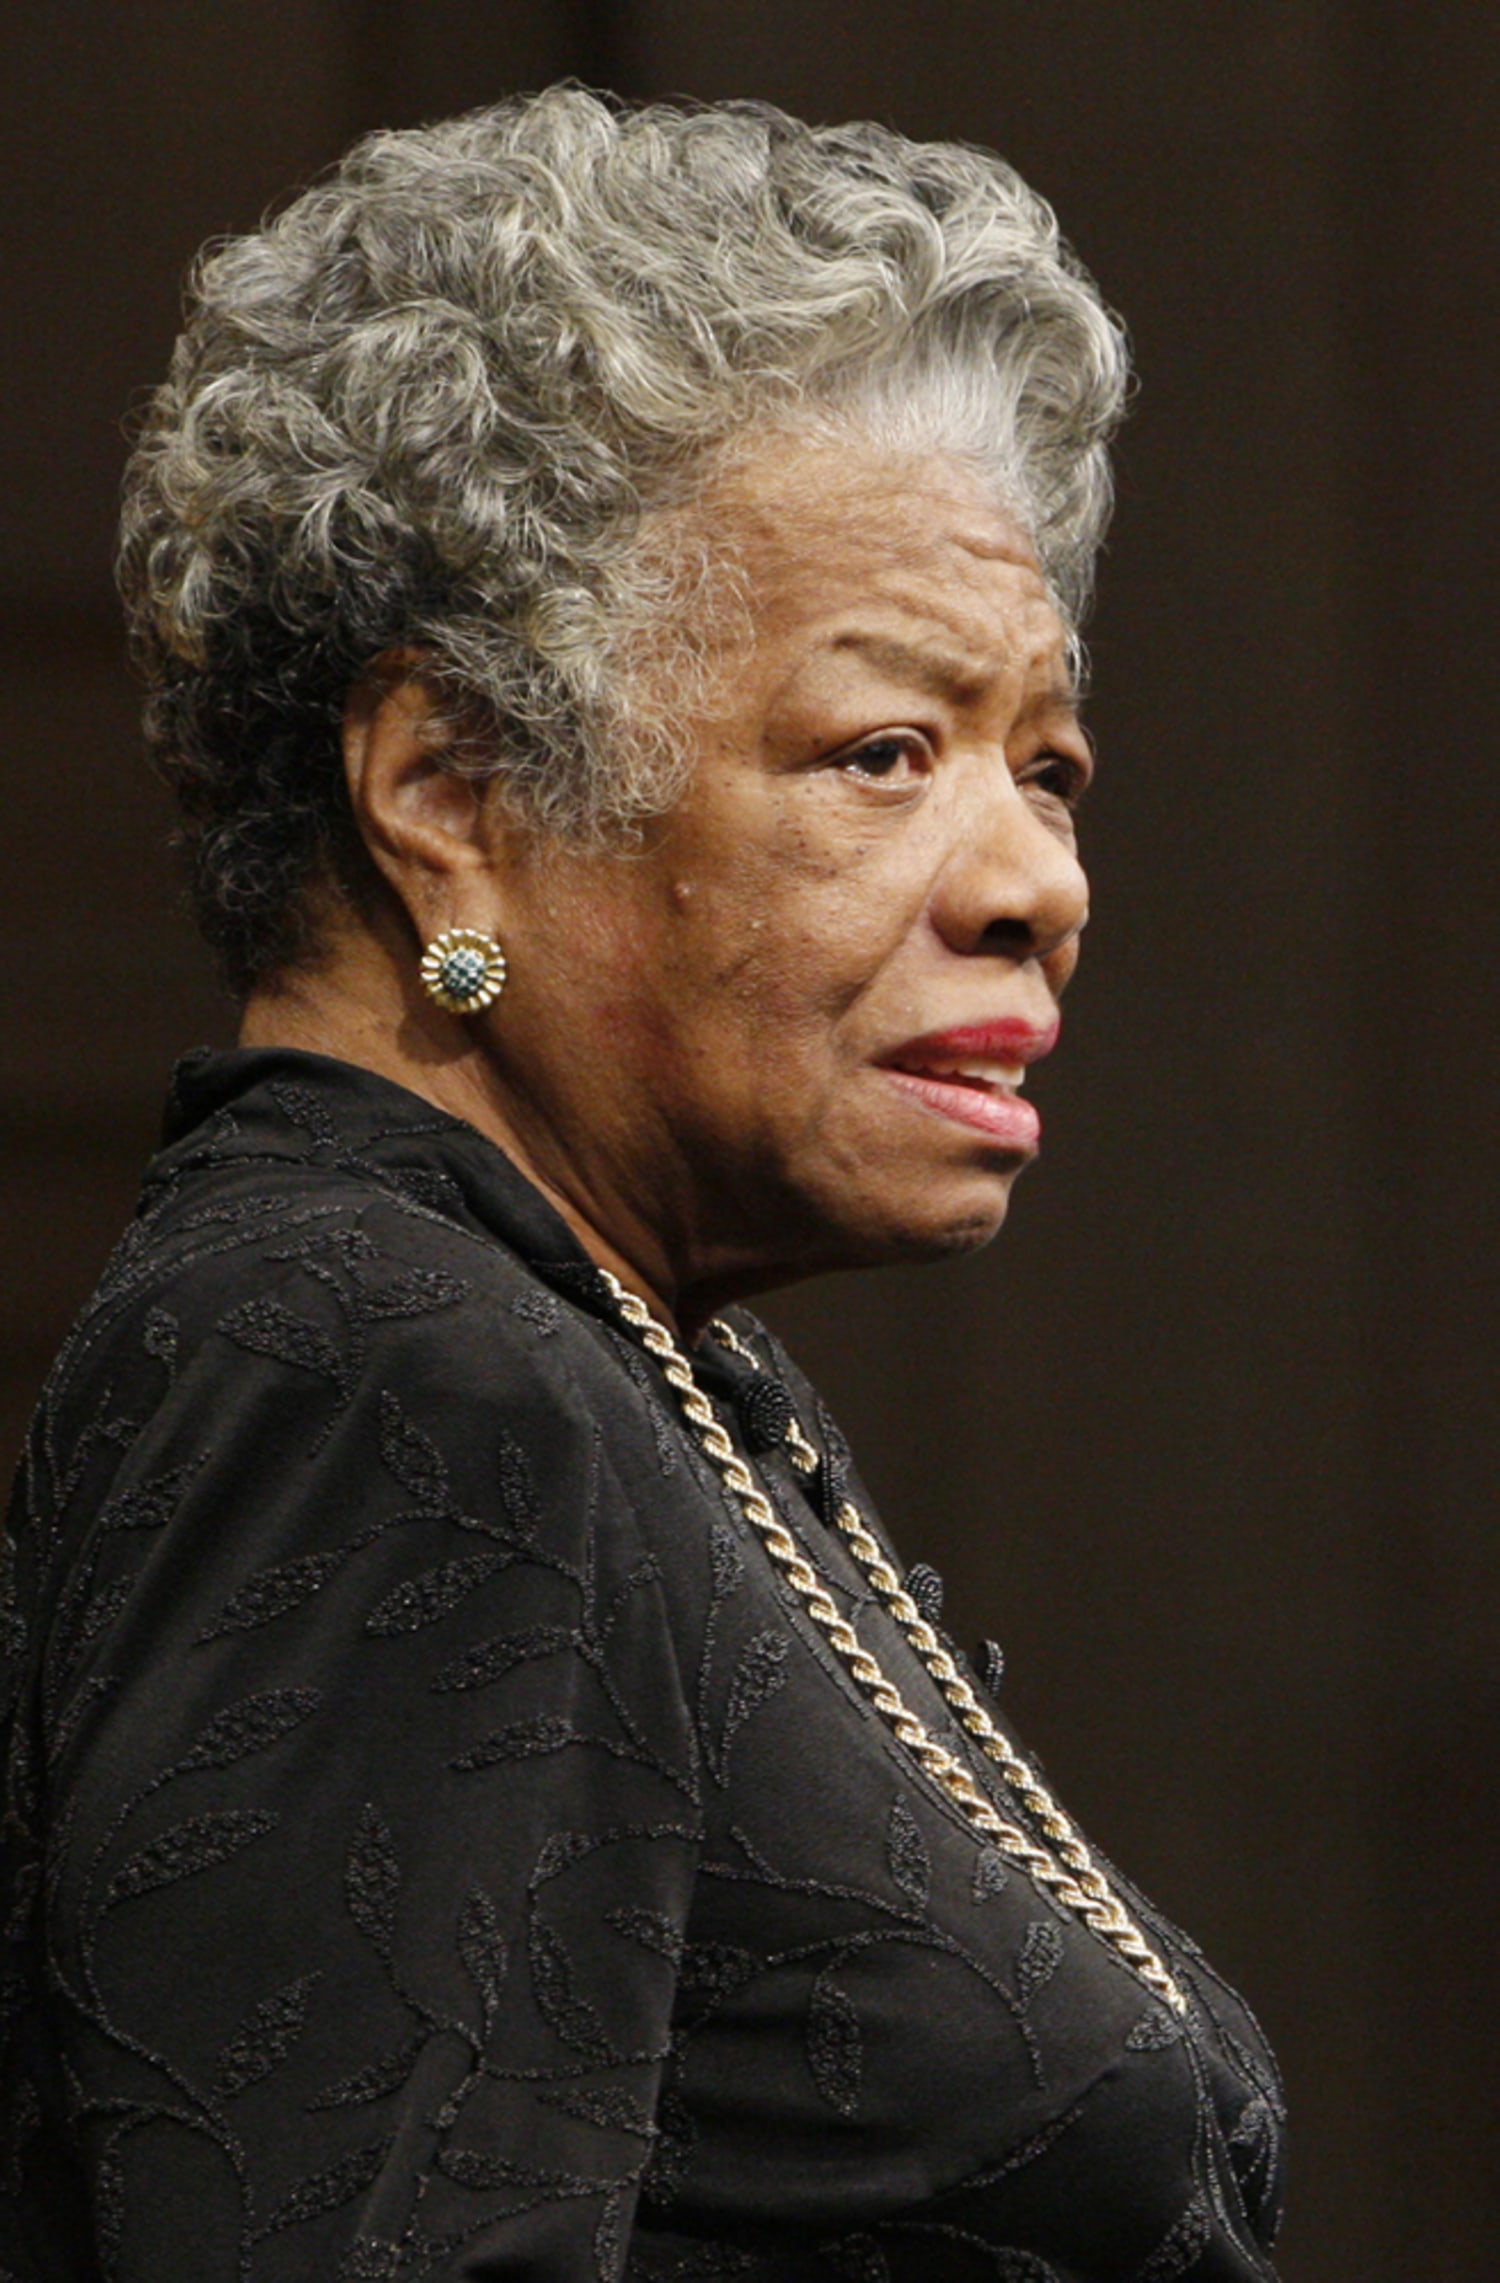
<box><xmin>117</xmin><ymin>86</ymin><xmax>1129</xmax><ymax>994</ymax></box>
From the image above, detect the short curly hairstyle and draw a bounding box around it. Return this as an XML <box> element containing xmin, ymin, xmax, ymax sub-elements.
<box><xmin>117</xmin><ymin>86</ymin><xmax>1130</xmax><ymax>995</ymax></box>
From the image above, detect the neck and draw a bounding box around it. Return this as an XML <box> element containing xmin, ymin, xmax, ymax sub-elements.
<box><xmin>239</xmin><ymin>953</ymin><xmax>694</xmax><ymax>1339</ymax></box>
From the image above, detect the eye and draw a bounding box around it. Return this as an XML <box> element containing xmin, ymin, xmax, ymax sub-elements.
<box><xmin>837</xmin><ymin>733</ymin><xmax>933</xmax><ymax>788</ymax></box>
<box><xmin>1021</xmin><ymin>749</ymin><xmax>1092</xmax><ymax>810</ymax></box>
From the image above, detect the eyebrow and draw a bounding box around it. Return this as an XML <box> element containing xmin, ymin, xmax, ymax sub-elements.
<box><xmin>829</xmin><ymin>630</ymin><xmax>1082</xmax><ymax>715</ymax></box>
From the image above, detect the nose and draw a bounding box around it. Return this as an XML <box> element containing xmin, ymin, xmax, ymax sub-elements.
<box><xmin>932</xmin><ymin>777</ymin><xmax>1090</xmax><ymax>980</ymax></box>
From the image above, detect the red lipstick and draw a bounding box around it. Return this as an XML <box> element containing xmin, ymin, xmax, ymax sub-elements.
<box><xmin>888</xmin><ymin>1017</ymin><xmax>1060</xmax><ymax>1068</ymax></box>
<box><xmin>876</xmin><ymin>1016</ymin><xmax>1059</xmax><ymax>1150</ymax></box>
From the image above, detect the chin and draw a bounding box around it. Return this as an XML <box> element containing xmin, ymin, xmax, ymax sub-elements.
<box><xmin>720</xmin><ymin>1159</ymin><xmax>1024</xmax><ymax>1305</ymax></box>
<box><xmin>880</xmin><ymin>1204</ymin><xmax>1012</xmax><ymax>1265</ymax></box>
<box><xmin>827</xmin><ymin>1168</ymin><xmax>1022</xmax><ymax>1271</ymax></box>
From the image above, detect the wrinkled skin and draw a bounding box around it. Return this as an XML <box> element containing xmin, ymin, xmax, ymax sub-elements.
<box><xmin>244</xmin><ymin>437</ymin><xmax>1093</xmax><ymax>1334</ymax></box>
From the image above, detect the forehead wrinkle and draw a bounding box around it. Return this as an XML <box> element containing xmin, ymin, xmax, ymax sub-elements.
<box><xmin>829</xmin><ymin>631</ymin><xmax>991</xmax><ymax>705</ymax></box>
<box><xmin>827</xmin><ymin>621</ymin><xmax>1078</xmax><ymax>713</ymax></box>
<box><xmin>695</xmin><ymin>440</ymin><xmax>1077</xmax><ymax>723</ymax></box>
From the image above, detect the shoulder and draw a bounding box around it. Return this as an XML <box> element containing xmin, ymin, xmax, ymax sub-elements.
<box><xmin>6</xmin><ymin>1160</ymin><xmax>710</xmax><ymax>1810</ymax></box>
<box><xmin>15</xmin><ymin>1158</ymin><xmax>663</xmax><ymax>1626</ymax></box>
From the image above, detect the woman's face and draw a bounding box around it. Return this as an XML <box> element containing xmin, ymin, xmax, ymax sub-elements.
<box><xmin>481</xmin><ymin>437</ymin><xmax>1092</xmax><ymax>1323</ymax></box>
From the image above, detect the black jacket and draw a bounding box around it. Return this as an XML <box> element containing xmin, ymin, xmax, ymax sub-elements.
<box><xmin>0</xmin><ymin>1050</ymin><xmax>1285</xmax><ymax>2280</ymax></box>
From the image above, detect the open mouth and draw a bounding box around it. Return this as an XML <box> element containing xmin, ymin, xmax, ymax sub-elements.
<box><xmin>887</xmin><ymin>1054</ymin><xmax>1027</xmax><ymax>1094</ymax></box>
<box><xmin>878</xmin><ymin>1058</ymin><xmax>1040</xmax><ymax>1148</ymax></box>
<box><xmin>874</xmin><ymin>1019</ymin><xmax>1055</xmax><ymax>1149</ymax></box>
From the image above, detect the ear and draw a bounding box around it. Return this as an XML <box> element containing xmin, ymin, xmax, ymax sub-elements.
<box><xmin>342</xmin><ymin>654</ymin><xmax>506</xmax><ymax>942</ymax></box>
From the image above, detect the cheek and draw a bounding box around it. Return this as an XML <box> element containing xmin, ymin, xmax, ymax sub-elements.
<box><xmin>687</xmin><ymin>901</ymin><xmax>864</xmax><ymax>1036</ymax></box>
<box><xmin>575</xmin><ymin>892</ymin><xmax>787</xmax><ymax>1084</ymax></box>
<box><xmin>519</xmin><ymin>889</ymin><xmax>674</xmax><ymax>1068</ymax></box>
<box><xmin>726</xmin><ymin>854</ymin><xmax>922</xmax><ymax>1028</ymax></box>
<box><xmin>565</xmin><ymin>811</ymin><xmax>925</xmax><ymax>1076</ymax></box>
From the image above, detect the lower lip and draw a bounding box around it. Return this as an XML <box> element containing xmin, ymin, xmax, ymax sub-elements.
<box><xmin>881</xmin><ymin>1069</ymin><xmax>1041</xmax><ymax>1150</ymax></box>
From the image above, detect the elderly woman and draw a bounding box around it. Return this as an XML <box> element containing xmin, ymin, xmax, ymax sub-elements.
<box><xmin>0</xmin><ymin>90</ymin><xmax>1284</xmax><ymax>2283</ymax></box>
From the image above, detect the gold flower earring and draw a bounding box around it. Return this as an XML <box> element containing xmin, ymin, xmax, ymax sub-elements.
<box><xmin>419</xmin><ymin>927</ymin><xmax>508</xmax><ymax>1014</ymax></box>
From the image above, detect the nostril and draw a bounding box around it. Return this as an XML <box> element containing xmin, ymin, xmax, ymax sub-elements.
<box><xmin>978</xmin><ymin>916</ymin><xmax>1037</xmax><ymax>954</ymax></box>
<box><xmin>936</xmin><ymin>821</ymin><xmax>1089</xmax><ymax>962</ymax></box>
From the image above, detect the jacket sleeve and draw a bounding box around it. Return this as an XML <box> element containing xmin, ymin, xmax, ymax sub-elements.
<box><xmin>23</xmin><ymin>1241</ymin><xmax>703</xmax><ymax>2283</ymax></box>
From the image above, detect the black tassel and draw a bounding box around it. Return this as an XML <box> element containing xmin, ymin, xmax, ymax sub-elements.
<box><xmin>975</xmin><ymin>1638</ymin><xmax>1006</xmax><ymax>1697</ymax></box>
<box><xmin>738</xmin><ymin>1376</ymin><xmax>795</xmax><ymax>1454</ymax></box>
<box><xmin>904</xmin><ymin>1562</ymin><xmax>945</xmax><ymax>1625</ymax></box>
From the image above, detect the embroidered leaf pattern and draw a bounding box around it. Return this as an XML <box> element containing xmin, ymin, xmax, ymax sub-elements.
<box><xmin>437</xmin><ymin>2148</ymin><xmax>581</xmax><ymax>2191</ymax></box>
<box><xmin>451</xmin><ymin>1715</ymin><xmax>574</xmax><ymax>1771</ymax></box>
<box><xmin>261</xmin><ymin>2138</ymin><xmax>393</xmax><ymax>2233</ymax></box>
<box><xmin>510</xmin><ymin>1288</ymin><xmax>562</xmax><ymax>1335</ymax></box>
<box><xmin>218</xmin><ymin>1296</ymin><xmax>347</xmax><ymax>1389</ymax></box>
<box><xmin>345</xmin><ymin>1804</ymin><xmax>401</xmax><ymax>1958</ymax></box>
<box><xmin>529</xmin><ymin>1920</ymin><xmax>613</xmax><ymax>2061</ymax></box>
<box><xmin>1126</xmin><ymin>2005</ymin><xmax>1186</xmax><ymax>2052</ymax></box>
<box><xmin>214</xmin><ymin>1972</ymin><xmax>319</xmax><ymax>2096</ymax></box>
<box><xmin>1014</xmin><ymin>1921</ymin><xmax>1065</xmax><ymax>2009</ymax></box>
<box><xmin>886</xmin><ymin>1798</ymin><xmax>930</xmax><ymax>1909</ymax></box>
<box><xmin>105</xmin><ymin>1808</ymin><xmax>277</xmax><ymax>1907</ymax></box>
<box><xmin>678</xmin><ymin>1942</ymin><xmax>755</xmax><ymax>1999</ymax></box>
<box><xmin>540</xmin><ymin>2084</ymin><xmax>656</xmax><ymax>2135</ymax></box>
<box><xmin>1229</xmin><ymin>2095</ymin><xmax>1274</xmax><ymax>2158</ymax></box>
<box><xmin>431</xmin><ymin>1624</ymin><xmax>574</xmax><ymax>1693</ymax></box>
<box><xmin>363</xmin><ymin>1550</ymin><xmax>506</xmax><ymax>1636</ymax></box>
<box><xmin>457</xmin><ymin>1886</ymin><xmax>509</xmax><ymax>2020</ymax></box>
<box><xmin>377</xmin><ymin>1392</ymin><xmax>451</xmax><ymax>1510</ymax></box>
<box><xmin>267</xmin><ymin>1079</ymin><xmax>343</xmax><ymax>1151</ymax></box>
<box><xmin>532</xmin><ymin>1829</ymin><xmax>594</xmax><ymax>1883</ymax></box>
<box><xmin>972</xmin><ymin>1845</ymin><xmax>1011</xmax><ymax>1901</ymax></box>
<box><xmin>806</xmin><ymin>1973</ymin><xmax>862</xmax><ymax>2118</ymax></box>
<box><xmin>607</xmin><ymin>1905</ymin><xmax>683</xmax><ymax>1964</ymax></box>
<box><xmin>175</xmin><ymin>1687</ymin><xmax>321</xmax><ymax>1772</ymax></box>
<box><xmin>595</xmin><ymin>2186</ymin><xmax>628</xmax><ymax>2281</ymax></box>
<box><xmin>351</xmin><ymin>1265</ymin><xmax>468</xmax><ymax>1322</ymax></box>
<box><xmin>639</xmin><ymin>2089</ymin><xmax>695</xmax><ymax>2209</ymax></box>
<box><xmin>98</xmin><ymin>1463</ymin><xmax>198</xmax><ymax>1533</ymax></box>
<box><xmin>381</xmin><ymin>1161</ymin><xmax>464</xmax><ymax>1211</ymax></box>
<box><xmin>64</xmin><ymin>1581</ymin><xmax>131</xmax><ymax>1664</ymax></box>
<box><xmin>306</xmin><ymin>2035</ymin><xmax>426</xmax><ymax>2111</ymax></box>
<box><xmin>1136</xmin><ymin>2192</ymin><xmax>1214</xmax><ymax>2280</ymax></box>
<box><xmin>338</xmin><ymin>2237</ymin><xmax>406</xmax><ymax>2282</ymax></box>
<box><xmin>199</xmin><ymin>1548</ymin><xmax>348</xmax><ymax>1638</ymax></box>
<box><xmin>709</xmin><ymin>1519</ymin><xmax>743</xmax><ymax>1601</ymax></box>
<box><xmin>719</xmin><ymin>1630</ymin><xmax>790</xmax><ymax>1761</ymax></box>
<box><xmin>493</xmin><ymin>1427</ymin><xmax>540</xmax><ymax>1539</ymax></box>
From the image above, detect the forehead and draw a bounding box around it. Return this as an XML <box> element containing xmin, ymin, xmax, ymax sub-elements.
<box><xmin>700</xmin><ymin>435</ymin><xmax>1071</xmax><ymax>698</ymax></box>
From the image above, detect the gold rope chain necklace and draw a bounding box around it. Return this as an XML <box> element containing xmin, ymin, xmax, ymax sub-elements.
<box><xmin>599</xmin><ymin>1272</ymin><xmax>1187</xmax><ymax>2017</ymax></box>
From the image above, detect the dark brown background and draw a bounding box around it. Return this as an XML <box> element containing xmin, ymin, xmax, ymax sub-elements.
<box><xmin>3</xmin><ymin>5</ymin><xmax>1496</xmax><ymax>2275</ymax></box>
